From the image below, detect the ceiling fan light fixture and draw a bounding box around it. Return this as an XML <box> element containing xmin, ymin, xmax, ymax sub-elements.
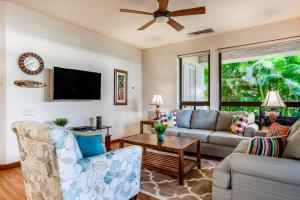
<box><xmin>156</xmin><ymin>16</ymin><xmax>169</xmax><ymax>23</ymax></box>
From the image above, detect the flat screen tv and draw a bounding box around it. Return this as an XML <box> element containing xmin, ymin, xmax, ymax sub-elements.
<box><xmin>53</xmin><ymin>67</ymin><xmax>101</xmax><ymax>100</ymax></box>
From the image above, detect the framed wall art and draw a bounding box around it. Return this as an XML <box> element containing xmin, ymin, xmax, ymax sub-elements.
<box><xmin>114</xmin><ymin>69</ymin><xmax>128</xmax><ymax>105</ymax></box>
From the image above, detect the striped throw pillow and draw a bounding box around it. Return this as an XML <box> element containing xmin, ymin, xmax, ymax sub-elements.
<box><xmin>246</xmin><ymin>136</ymin><xmax>287</xmax><ymax>157</ymax></box>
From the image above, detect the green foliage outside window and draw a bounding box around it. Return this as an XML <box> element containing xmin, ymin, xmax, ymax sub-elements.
<box><xmin>204</xmin><ymin>65</ymin><xmax>209</xmax><ymax>100</ymax></box>
<box><xmin>221</xmin><ymin>55</ymin><xmax>300</xmax><ymax>117</ymax></box>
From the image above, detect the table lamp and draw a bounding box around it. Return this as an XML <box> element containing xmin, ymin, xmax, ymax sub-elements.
<box><xmin>261</xmin><ymin>90</ymin><xmax>286</xmax><ymax>123</ymax></box>
<box><xmin>150</xmin><ymin>94</ymin><xmax>164</xmax><ymax>120</ymax></box>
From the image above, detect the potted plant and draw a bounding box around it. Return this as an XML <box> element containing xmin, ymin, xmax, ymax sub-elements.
<box><xmin>54</xmin><ymin>118</ymin><xmax>69</xmax><ymax>127</ymax></box>
<box><xmin>154</xmin><ymin>124</ymin><xmax>167</xmax><ymax>142</ymax></box>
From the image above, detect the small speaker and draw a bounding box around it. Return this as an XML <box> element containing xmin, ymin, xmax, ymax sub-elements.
<box><xmin>96</xmin><ymin>116</ymin><xmax>102</xmax><ymax>129</ymax></box>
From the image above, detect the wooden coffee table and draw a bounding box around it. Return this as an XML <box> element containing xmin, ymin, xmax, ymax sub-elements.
<box><xmin>120</xmin><ymin>134</ymin><xmax>201</xmax><ymax>185</ymax></box>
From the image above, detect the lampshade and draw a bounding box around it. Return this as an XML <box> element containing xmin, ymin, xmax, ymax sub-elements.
<box><xmin>150</xmin><ymin>94</ymin><xmax>164</xmax><ymax>106</ymax></box>
<box><xmin>261</xmin><ymin>90</ymin><xmax>286</xmax><ymax>108</ymax></box>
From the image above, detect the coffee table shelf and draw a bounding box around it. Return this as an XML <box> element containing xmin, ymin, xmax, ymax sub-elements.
<box><xmin>120</xmin><ymin>133</ymin><xmax>201</xmax><ymax>185</ymax></box>
<box><xmin>142</xmin><ymin>151</ymin><xmax>198</xmax><ymax>177</ymax></box>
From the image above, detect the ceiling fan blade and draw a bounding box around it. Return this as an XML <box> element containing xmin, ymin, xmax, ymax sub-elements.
<box><xmin>171</xmin><ymin>7</ymin><xmax>206</xmax><ymax>17</ymax></box>
<box><xmin>137</xmin><ymin>19</ymin><xmax>156</xmax><ymax>30</ymax></box>
<box><xmin>167</xmin><ymin>18</ymin><xmax>185</xmax><ymax>31</ymax></box>
<box><xmin>120</xmin><ymin>9</ymin><xmax>153</xmax><ymax>15</ymax></box>
<box><xmin>159</xmin><ymin>0</ymin><xmax>169</xmax><ymax>12</ymax></box>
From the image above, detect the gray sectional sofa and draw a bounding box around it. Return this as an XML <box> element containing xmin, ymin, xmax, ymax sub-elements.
<box><xmin>212</xmin><ymin>120</ymin><xmax>300</xmax><ymax>200</ymax></box>
<box><xmin>159</xmin><ymin>109</ymin><xmax>260</xmax><ymax>157</ymax></box>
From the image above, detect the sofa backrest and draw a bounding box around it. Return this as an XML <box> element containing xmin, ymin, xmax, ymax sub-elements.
<box><xmin>176</xmin><ymin>110</ymin><xmax>193</xmax><ymax>128</ymax></box>
<box><xmin>190</xmin><ymin>110</ymin><xmax>219</xmax><ymax>130</ymax></box>
<box><xmin>176</xmin><ymin>109</ymin><xmax>256</xmax><ymax>131</ymax></box>
<box><xmin>216</xmin><ymin>111</ymin><xmax>255</xmax><ymax>131</ymax></box>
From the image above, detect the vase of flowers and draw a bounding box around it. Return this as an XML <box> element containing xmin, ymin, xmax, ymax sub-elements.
<box><xmin>154</xmin><ymin>124</ymin><xmax>167</xmax><ymax>142</ymax></box>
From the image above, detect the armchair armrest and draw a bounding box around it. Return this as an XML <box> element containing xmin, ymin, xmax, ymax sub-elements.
<box><xmin>233</xmin><ymin>140</ymin><xmax>249</xmax><ymax>153</ymax></box>
<box><xmin>61</xmin><ymin>146</ymin><xmax>142</xmax><ymax>199</ymax></box>
<box><xmin>231</xmin><ymin>153</ymin><xmax>300</xmax><ymax>186</ymax></box>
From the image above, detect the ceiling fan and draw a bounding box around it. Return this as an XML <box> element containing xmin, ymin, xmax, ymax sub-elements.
<box><xmin>120</xmin><ymin>0</ymin><xmax>206</xmax><ymax>31</ymax></box>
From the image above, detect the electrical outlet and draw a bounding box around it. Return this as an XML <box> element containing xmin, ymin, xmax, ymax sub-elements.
<box><xmin>23</xmin><ymin>110</ymin><xmax>35</xmax><ymax>116</ymax></box>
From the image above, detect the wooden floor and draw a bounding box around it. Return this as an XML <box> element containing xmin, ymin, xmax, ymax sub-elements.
<box><xmin>0</xmin><ymin>142</ymin><xmax>155</xmax><ymax>200</ymax></box>
<box><xmin>0</xmin><ymin>166</ymin><xmax>155</xmax><ymax>200</ymax></box>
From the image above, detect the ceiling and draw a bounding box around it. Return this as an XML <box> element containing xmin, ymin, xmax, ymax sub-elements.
<box><xmin>7</xmin><ymin>0</ymin><xmax>300</xmax><ymax>49</ymax></box>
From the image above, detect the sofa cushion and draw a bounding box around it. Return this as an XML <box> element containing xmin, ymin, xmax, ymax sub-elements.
<box><xmin>283</xmin><ymin>129</ymin><xmax>300</xmax><ymax>159</ymax></box>
<box><xmin>164</xmin><ymin>127</ymin><xmax>182</xmax><ymax>137</ymax></box>
<box><xmin>190</xmin><ymin>110</ymin><xmax>218</xmax><ymax>130</ymax></box>
<box><xmin>176</xmin><ymin>110</ymin><xmax>193</xmax><ymax>128</ymax></box>
<box><xmin>213</xmin><ymin>155</ymin><xmax>231</xmax><ymax>189</ymax></box>
<box><xmin>209</xmin><ymin>131</ymin><xmax>249</xmax><ymax>147</ymax></box>
<box><xmin>216</xmin><ymin>112</ymin><xmax>234</xmax><ymax>131</ymax></box>
<box><xmin>289</xmin><ymin>119</ymin><xmax>300</xmax><ymax>137</ymax></box>
<box><xmin>180</xmin><ymin>129</ymin><xmax>214</xmax><ymax>143</ymax></box>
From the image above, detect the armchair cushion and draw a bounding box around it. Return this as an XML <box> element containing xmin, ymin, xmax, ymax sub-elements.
<box><xmin>231</xmin><ymin>153</ymin><xmax>300</xmax><ymax>187</ymax></box>
<box><xmin>75</xmin><ymin>135</ymin><xmax>106</xmax><ymax>158</ymax></box>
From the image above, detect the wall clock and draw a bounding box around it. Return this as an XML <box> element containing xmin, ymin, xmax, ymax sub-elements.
<box><xmin>18</xmin><ymin>52</ymin><xmax>44</xmax><ymax>75</ymax></box>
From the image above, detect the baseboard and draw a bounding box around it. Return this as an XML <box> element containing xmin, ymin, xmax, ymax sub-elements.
<box><xmin>0</xmin><ymin>161</ymin><xmax>20</xmax><ymax>170</ymax></box>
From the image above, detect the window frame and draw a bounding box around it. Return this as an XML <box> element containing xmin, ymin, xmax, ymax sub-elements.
<box><xmin>218</xmin><ymin>42</ymin><xmax>300</xmax><ymax>116</ymax></box>
<box><xmin>178</xmin><ymin>51</ymin><xmax>210</xmax><ymax>110</ymax></box>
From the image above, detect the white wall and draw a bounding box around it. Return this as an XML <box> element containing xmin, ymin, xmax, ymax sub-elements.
<box><xmin>142</xmin><ymin>17</ymin><xmax>300</xmax><ymax>116</ymax></box>
<box><xmin>0</xmin><ymin>0</ymin><xmax>7</xmax><ymax>164</ymax></box>
<box><xmin>3</xmin><ymin>2</ymin><xmax>142</xmax><ymax>164</ymax></box>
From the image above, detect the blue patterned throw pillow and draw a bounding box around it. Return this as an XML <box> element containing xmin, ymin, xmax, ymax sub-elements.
<box><xmin>75</xmin><ymin>135</ymin><xmax>106</xmax><ymax>158</ymax></box>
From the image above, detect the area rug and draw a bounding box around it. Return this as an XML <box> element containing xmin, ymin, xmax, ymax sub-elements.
<box><xmin>140</xmin><ymin>158</ymin><xmax>219</xmax><ymax>200</ymax></box>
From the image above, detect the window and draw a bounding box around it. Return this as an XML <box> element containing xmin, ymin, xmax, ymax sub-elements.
<box><xmin>220</xmin><ymin>40</ymin><xmax>300</xmax><ymax>117</ymax></box>
<box><xmin>179</xmin><ymin>52</ymin><xmax>210</xmax><ymax>109</ymax></box>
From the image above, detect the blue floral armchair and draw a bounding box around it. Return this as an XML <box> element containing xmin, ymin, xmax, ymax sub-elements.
<box><xmin>12</xmin><ymin>121</ymin><xmax>142</xmax><ymax>200</ymax></box>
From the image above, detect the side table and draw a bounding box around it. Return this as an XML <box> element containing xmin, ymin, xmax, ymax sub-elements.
<box><xmin>98</xmin><ymin>126</ymin><xmax>112</xmax><ymax>151</ymax></box>
<box><xmin>140</xmin><ymin>120</ymin><xmax>155</xmax><ymax>134</ymax></box>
